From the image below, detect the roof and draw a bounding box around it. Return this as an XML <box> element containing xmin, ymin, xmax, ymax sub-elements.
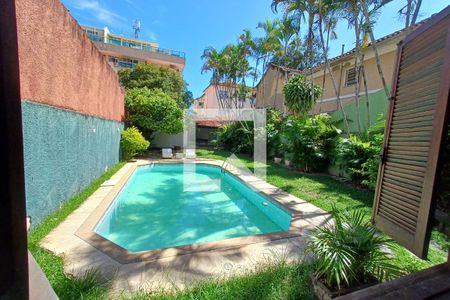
<box><xmin>196</xmin><ymin>120</ymin><xmax>225</xmax><ymax>128</ymax></box>
<box><xmin>308</xmin><ymin>17</ymin><xmax>431</xmax><ymax>73</ymax></box>
<box><xmin>256</xmin><ymin>17</ymin><xmax>432</xmax><ymax>86</ymax></box>
<box><xmin>255</xmin><ymin>63</ymin><xmax>303</xmax><ymax>88</ymax></box>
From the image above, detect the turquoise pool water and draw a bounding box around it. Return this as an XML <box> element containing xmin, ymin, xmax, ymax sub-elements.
<box><xmin>95</xmin><ymin>164</ymin><xmax>291</xmax><ymax>252</ymax></box>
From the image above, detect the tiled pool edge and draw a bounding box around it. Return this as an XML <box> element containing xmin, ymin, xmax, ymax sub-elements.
<box><xmin>75</xmin><ymin>159</ymin><xmax>307</xmax><ymax>264</ymax></box>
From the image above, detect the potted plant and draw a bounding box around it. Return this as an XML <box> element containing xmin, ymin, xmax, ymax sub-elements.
<box><xmin>306</xmin><ymin>205</ymin><xmax>401</xmax><ymax>299</ymax></box>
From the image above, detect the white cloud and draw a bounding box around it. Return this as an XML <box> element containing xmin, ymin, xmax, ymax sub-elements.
<box><xmin>73</xmin><ymin>0</ymin><xmax>125</xmax><ymax>26</ymax></box>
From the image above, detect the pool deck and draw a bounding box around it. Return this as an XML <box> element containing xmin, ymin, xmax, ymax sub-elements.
<box><xmin>40</xmin><ymin>158</ymin><xmax>330</xmax><ymax>295</ymax></box>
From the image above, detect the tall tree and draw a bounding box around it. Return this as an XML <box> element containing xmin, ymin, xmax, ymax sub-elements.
<box><xmin>118</xmin><ymin>63</ymin><xmax>185</xmax><ymax>106</ymax></box>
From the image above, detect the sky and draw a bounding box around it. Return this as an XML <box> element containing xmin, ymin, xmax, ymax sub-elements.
<box><xmin>62</xmin><ymin>0</ymin><xmax>449</xmax><ymax>98</ymax></box>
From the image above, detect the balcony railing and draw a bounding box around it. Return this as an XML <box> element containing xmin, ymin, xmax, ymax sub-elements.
<box><xmin>114</xmin><ymin>61</ymin><xmax>136</xmax><ymax>69</ymax></box>
<box><xmin>86</xmin><ymin>33</ymin><xmax>185</xmax><ymax>59</ymax></box>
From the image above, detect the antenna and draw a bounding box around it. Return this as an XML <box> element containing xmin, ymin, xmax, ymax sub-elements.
<box><xmin>132</xmin><ymin>19</ymin><xmax>140</xmax><ymax>39</ymax></box>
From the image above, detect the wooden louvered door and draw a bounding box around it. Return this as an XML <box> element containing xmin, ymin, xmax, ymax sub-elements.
<box><xmin>373</xmin><ymin>9</ymin><xmax>450</xmax><ymax>259</ymax></box>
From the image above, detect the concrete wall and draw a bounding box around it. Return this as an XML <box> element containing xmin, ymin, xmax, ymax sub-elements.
<box><xmin>255</xmin><ymin>66</ymin><xmax>288</xmax><ymax>113</ymax></box>
<box><xmin>152</xmin><ymin>132</ymin><xmax>184</xmax><ymax>148</ymax></box>
<box><xmin>15</xmin><ymin>0</ymin><xmax>125</xmax><ymax>224</ymax></box>
<box><xmin>22</xmin><ymin>101</ymin><xmax>123</xmax><ymax>224</ymax></box>
<box><xmin>16</xmin><ymin>0</ymin><xmax>124</xmax><ymax>122</ymax></box>
<box><xmin>330</xmin><ymin>89</ymin><xmax>389</xmax><ymax>133</ymax></box>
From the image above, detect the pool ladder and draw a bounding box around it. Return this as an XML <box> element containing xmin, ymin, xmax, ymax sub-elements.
<box><xmin>221</xmin><ymin>160</ymin><xmax>228</xmax><ymax>175</ymax></box>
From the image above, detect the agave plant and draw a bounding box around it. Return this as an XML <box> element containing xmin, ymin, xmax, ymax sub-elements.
<box><xmin>306</xmin><ymin>205</ymin><xmax>402</xmax><ymax>290</ymax></box>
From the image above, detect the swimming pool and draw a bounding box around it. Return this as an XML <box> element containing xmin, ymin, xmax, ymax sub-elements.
<box><xmin>95</xmin><ymin>163</ymin><xmax>291</xmax><ymax>252</ymax></box>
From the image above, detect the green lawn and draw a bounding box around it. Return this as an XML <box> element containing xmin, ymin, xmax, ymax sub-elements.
<box><xmin>124</xmin><ymin>260</ymin><xmax>315</xmax><ymax>300</ymax></box>
<box><xmin>28</xmin><ymin>162</ymin><xmax>125</xmax><ymax>300</ymax></box>
<box><xmin>30</xmin><ymin>150</ymin><xmax>448</xmax><ymax>299</ymax></box>
<box><xmin>196</xmin><ymin>148</ymin><xmax>448</xmax><ymax>273</ymax></box>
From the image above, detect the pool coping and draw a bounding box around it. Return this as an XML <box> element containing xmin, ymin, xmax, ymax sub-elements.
<box><xmin>75</xmin><ymin>159</ymin><xmax>306</xmax><ymax>264</ymax></box>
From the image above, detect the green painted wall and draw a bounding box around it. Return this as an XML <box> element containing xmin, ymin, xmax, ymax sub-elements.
<box><xmin>22</xmin><ymin>101</ymin><xmax>123</xmax><ymax>225</ymax></box>
<box><xmin>331</xmin><ymin>89</ymin><xmax>389</xmax><ymax>133</ymax></box>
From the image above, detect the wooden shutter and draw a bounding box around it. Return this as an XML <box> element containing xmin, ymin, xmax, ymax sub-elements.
<box><xmin>373</xmin><ymin>9</ymin><xmax>450</xmax><ymax>259</ymax></box>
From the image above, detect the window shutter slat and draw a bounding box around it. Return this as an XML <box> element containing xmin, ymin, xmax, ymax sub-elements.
<box><xmin>372</xmin><ymin>13</ymin><xmax>450</xmax><ymax>258</ymax></box>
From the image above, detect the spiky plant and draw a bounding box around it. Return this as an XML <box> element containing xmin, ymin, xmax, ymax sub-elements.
<box><xmin>306</xmin><ymin>205</ymin><xmax>402</xmax><ymax>290</ymax></box>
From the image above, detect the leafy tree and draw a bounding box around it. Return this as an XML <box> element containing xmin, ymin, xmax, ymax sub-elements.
<box><xmin>119</xmin><ymin>63</ymin><xmax>185</xmax><ymax>106</ymax></box>
<box><xmin>125</xmin><ymin>88</ymin><xmax>183</xmax><ymax>136</ymax></box>
<box><xmin>201</xmin><ymin>44</ymin><xmax>252</xmax><ymax>109</ymax></box>
<box><xmin>283</xmin><ymin>74</ymin><xmax>322</xmax><ymax>116</ymax></box>
<box><xmin>183</xmin><ymin>88</ymin><xmax>194</xmax><ymax>108</ymax></box>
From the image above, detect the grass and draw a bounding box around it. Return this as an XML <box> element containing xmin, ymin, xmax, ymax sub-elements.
<box><xmin>28</xmin><ymin>162</ymin><xmax>125</xmax><ymax>300</ymax></box>
<box><xmin>30</xmin><ymin>149</ymin><xmax>448</xmax><ymax>299</ymax></box>
<box><xmin>197</xmin><ymin>148</ymin><xmax>448</xmax><ymax>273</ymax></box>
<box><xmin>122</xmin><ymin>259</ymin><xmax>315</xmax><ymax>300</ymax></box>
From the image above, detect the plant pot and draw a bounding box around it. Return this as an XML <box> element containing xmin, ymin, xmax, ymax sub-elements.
<box><xmin>274</xmin><ymin>157</ymin><xmax>282</xmax><ymax>164</ymax></box>
<box><xmin>284</xmin><ymin>160</ymin><xmax>292</xmax><ymax>167</ymax></box>
<box><xmin>311</xmin><ymin>274</ymin><xmax>378</xmax><ymax>300</ymax></box>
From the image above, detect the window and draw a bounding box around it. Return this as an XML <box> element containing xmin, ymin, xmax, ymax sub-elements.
<box><xmin>345</xmin><ymin>67</ymin><xmax>358</xmax><ymax>86</ymax></box>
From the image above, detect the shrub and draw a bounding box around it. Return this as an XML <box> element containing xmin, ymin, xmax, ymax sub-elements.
<box><xmin>120</xmin><ymin>127</ymin><xmax>150</xmax><ymax>160</ymax></box>
<box><xmin>125</xmin><ymin>87</ymin><xmax>184</xmax><ymax>136</ymax></box>
<box><xmin>218</xmin><ymin>121</ymin><xmax>254</xmax><ymax>154</ymax></box>
<box><xmin>335</xmin><ymin>135</ymin><xmax>372</xmax><ymax>183</ymax></box>
<box><xmin>435</xmin><ymin>125</ymin><xmax>450</xmax><ymax>213</ymax></box>
<box><xmin>283</xmin><ymin>75</ymin><xmax>322</xmax><ymax>117</ymax></box>
<box><xmin>335</xmin><ymin>118</ymin><xmax>384</xmax><ymax>187</ymax></box>
<box><xmin>280</xmin><ymin>114</ymin><xmax>340</xmax><ymax>172</ymax></box>
<box><xmin>306</xmin><ymin>205</ymin><xmax>401</xmax><ymax>290</ymax></box>
<box><xmin>267</xmin><ymin>108</ymin><xmax>283</xmax><ymax>158</ymax></box>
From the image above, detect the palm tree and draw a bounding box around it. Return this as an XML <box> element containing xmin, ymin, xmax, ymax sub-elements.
<box><xmin>272</xmin><ymin>17</ymin><xmax>302</xmax><ymax>67</ymax></box>
<box><xmin>271</xmin><ymin>0</ymin><xmax>319</xmax><ymax>68</ymax></box>
<box><xmin>201</xmin><ymin>43</ymin><xmax>252</xmax><ymax>110</ymax></box>
<box><xmin>358</xmin><ymin>0</ymin><xmax>391</xmax><ymax>99</ymax></box>
<box><xmin>316</xmin><ymin>0</ymin><xmax>351</xmax><ymax>134</ymax></box>
<box><xmin>256</xmin><ymin>19</ymin><xmax>281</xmax><ymax>73</ymax></box>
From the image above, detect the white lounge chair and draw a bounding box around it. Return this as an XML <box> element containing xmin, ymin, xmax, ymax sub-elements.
<box><xmin>162</xmin><ymin>148</ymin><xmax>173</xmax><ymax>159</ymax></box>
<box><xmin>185</xmin><ymin>149</ymin><xmax>196</xmax><ymax>159</ymax></box>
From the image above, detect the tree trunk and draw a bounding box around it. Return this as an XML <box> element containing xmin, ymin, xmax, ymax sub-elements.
<box><xmin>361</xmin><ymin>54</ymin><xmax>371</xmax><ymax>132</ymax></box>
<box><xmin>410</xmin><ymin>0</ymin><xmax>423</xmax><ymax>30</ymax></box>
<box><xmin>318</xmin><ymin>17</ymin><xmax>332</xmax><ymax>115</ymax></box>
<box><xmin>318</xmin><ymin>18</ymin><xmax>350</xmax><ymax>135</ymax></box>
<box><xmin>405</xmin><ymin>0</ymin><xmax>412</xmax><ymax>28</ymax></box>
<box><xmin>353</xmin><ymin>11</ymin><xmax>362</xmax><ymax>134</ymax></box>
<box><xmin>360</xmin><ymin>0</ymin><xmax>390</xmax><ymax>99</ymax></box>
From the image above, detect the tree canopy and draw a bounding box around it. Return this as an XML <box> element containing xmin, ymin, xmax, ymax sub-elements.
<box><xmin>125</xmin><ymin>87</ymin><xmax>183</xmax><ymax>135</ymax></box>
<box><xmin>119</xmin><ymin>63</ymin><xmax>185</xmax><ymax>106</ymax></box>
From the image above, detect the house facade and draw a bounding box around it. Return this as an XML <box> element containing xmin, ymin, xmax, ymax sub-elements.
<box><xmin>194</xmin><ymin>83</ymin><xmax>254</xmax><ymax>110</ymax></box>
<box><xmin>255</xmin><ymin>25</ymin><xmax>425</xmax><ymax>131</ymax></box>
<box><xmin>81</xmin><ymin>25</ymin><xmax>185</xmax><ymax>72</ymax></box>
<box><xmin>255</xmin><ymin>64</ymin><xmax>303</xmax><ymax>114</ymax></box>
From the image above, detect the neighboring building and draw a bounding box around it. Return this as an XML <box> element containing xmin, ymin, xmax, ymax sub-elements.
<box><xmin>194</xmin><ymin>83</ymin><xmax>254</xmax><ymax>110</ymax></box>
<box><xmin>81</xmin><ymin>25</ymin><xmax>185</xmax><ymax>72</ymax></box>
<box><xmin>255</xmin><ymin>64</ymin><xmax>303</xmax><ymax>114</ymax></box>
<box><xmin>255</xmin><ymin>22</ymin><xmax>428</xmax><ymax>131</ymax></box>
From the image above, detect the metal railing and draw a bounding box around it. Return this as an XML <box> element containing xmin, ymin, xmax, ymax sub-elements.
<box><xmin>115</xmin><ymin>61</ymin><xmax>136</xmax><ymax>68</ymax></box>
<box><xmin>86</xmin><ymin>33</ymin><xmax>185</xmax><ymax>59</ymax></box>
